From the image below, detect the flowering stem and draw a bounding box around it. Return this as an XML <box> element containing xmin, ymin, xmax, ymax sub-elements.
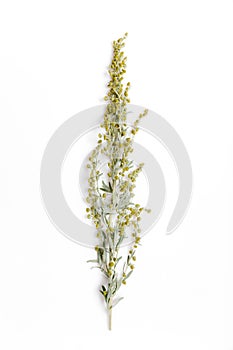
<box><xmin>86</xmin><ymin>33</ymin><xmax>150</xmax><ymax>330</ymax></box>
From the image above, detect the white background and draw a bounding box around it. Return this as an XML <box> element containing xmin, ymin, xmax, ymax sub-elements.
<box><xmin>0</xmin><ymin>0</ymin><xmax>233</xmax><ymax>349</ymax></box>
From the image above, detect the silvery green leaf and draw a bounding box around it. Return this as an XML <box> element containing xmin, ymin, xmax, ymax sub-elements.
<box><xmin>125</xmin><ymin>270</ymin><xmax>133</xmax><ymax>280</ymax></box>
<box><xmin>116</xmin><ymin>279</ymin><xmax>122</xmax><ymax>291</ymax></box>
<box><xmin>115</xmin><ymin>256</ymin><xmax>122</xmax><ymax>266</ymax></box>
<box><xmin>111</xmin><ymin>280</ymin><xmax>118</xmax><ymax>294</ymax></box>
<box><xmin>97</xmin><ymin>249</ymin><xmax>103</xmax><ymax>264</ymax></box>
<box><xmin>116</xmin><ymin>235</ymin><xmax>124</xmax><ymax>249</ymax></box>
<box><xmin>106</xmin><ymin>290</ymin><xmax>112</xmax><ymax>304</ymax></box>
<box><xmin>111</xmin><ymin>297</ymin><xmax>124</xmax><ymax>309</ymax></box>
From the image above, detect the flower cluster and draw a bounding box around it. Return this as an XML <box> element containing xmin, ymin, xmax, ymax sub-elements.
<box><xmin>104</xmin><ymin>32</ymin><xmax>130</xmax><ymax>106</ymax></box>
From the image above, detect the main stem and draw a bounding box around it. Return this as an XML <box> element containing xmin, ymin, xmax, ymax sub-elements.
<box><xmin>108</xmin><ymin>298</ymin><xmax>112</xmax><ymax>331</ymax></box>
<box><xmin>107</xmin><ymin>125</ymin><xmax>118</xmax><ymax>332</ymax></box>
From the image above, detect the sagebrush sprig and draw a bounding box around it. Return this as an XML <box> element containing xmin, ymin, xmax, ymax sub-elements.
<box><xmin>86</xmin><ymin>33</ymin><xmax>150</xmax><ymax>330</ymax></box>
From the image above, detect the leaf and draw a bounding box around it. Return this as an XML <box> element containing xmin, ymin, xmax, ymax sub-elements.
<box><xmin>102</xmin><ymin>181</ymin><xmax>110</xmax><ymax>189</ymax></box>
<box><xmin>111</xmin><ymin>297</ymin><xmax>124</xmax><ymax>309</ymax></box>
<box><xmin>112</xmin><ymin>271</ymin><xmax>116</xmax><ymax>281</ymax></box>
<box><xmin>111</xmin><ymin>280</ymin><xmax>118</xmax><ymax>295</ymax></box>
<box><xmin>106</xmin><ymin>289</ymin><xmax>112</xmax><ymax>304</ymax></box>
<box><xmin>108</xmin><ymin>235</ymin><xmax>114</xmax><ymax>250</ymax></box>
<box><xmin>115</xmin><ymin>256</ymin><xmax>122</xmax><ymax>266</ymax></box>
<box><xmin>116</xmin><ymin>235</ymin><xmax>124</xmax><ymax>248</ymax></box>
<box><xmin>86</xmin><ymin>259</ymin><xmax>98</xmax><ymax>263</ymax></box>
<box><xmin>116</xmin><ymin>280</ymin><xmax>122</xmax><ymax>291</ymax></box>
<box><xmin>99</xmin><ymin>180</ymin><xmax>113</xmax><ymax>193</ymax></box>
<box><xmin>125</xmin><ymin>270</ymin><xmax>133</xmax><ymax>280</ymax></box>
<box><xmin>127</xmin><ymin>255</ymin><xmax>130</xmax><ymax>265</ymax></box>
<box><xmin>98</xmin><ymin>248</ymin><xmax>105</xmax><ymax>264</ymax></box>
<box><xmin>109</xmin><ymin>181</ymin><xmax>113</xmax><ymax>192</ymax></box>
<box><xmin>99</xmin><ymin>290</ymin><xmax>107</xmax><ymax>300</ymax></box>
<box><xmin>100</xmin><ymin>187</ymin><xmax>111</xmax><ymax>193</ymax></box>
<box><xmin>97</xmin><ymin>249</ymin><xmax>101</xmax><ymax>264</ymax></box>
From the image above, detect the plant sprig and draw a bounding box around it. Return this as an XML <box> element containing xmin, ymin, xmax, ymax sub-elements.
<box><xmin>86</xmin><ymin>33</ymin><xmax>150</xmax><ymax>330</ymax></box>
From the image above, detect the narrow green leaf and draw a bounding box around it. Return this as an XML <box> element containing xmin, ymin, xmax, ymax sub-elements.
<box><xmin>100</xmin><ymin>187</ymin><xmax>111</xmax><ymax>193</ymax></box>
<box><xmin>125</xmin><ymin>270</ymin><xmax>133</xmax><ymax>280</ymax></box>
<box><xmin>127</xmin><ymin>255</ymin><xmax>130</xmax><ymax>265</ymax></box>
<box><xmin>109</xmin><ymin>181</ymin><xmax>113</xmax><ymax>192</ymax></box>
